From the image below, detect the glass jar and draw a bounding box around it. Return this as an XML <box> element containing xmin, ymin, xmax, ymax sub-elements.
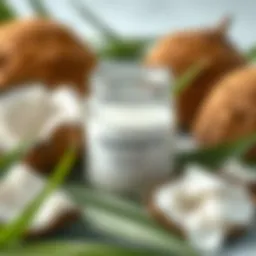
<box><xmin>86</xmin><ymin>61</ymin><xmax>176</xmax><ymax>195</ymax></box>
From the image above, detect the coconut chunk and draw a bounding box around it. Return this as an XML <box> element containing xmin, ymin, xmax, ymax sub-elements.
<box><xmin>0</xmin><ymin>163</ymin><xmax>79</xmax><ymax>236</ymax></box>
<box><xmin>182</xmin><ymin>165</ymin><xmax>225</xmax><ymax>194</ymax></box>
<box><xmin>152</xmin><ymin>165</ymin><xmax>254</xmax><ymax>252</ymax></box>
<box><xmin>30</xmin><ymin>191</ymin><xmax>78</xmax><ymax>234</ymax></box>
<box><xmin>0</xmin><ymin>83</ymin><xmax>82</xmax><ymax>152</ymax></box>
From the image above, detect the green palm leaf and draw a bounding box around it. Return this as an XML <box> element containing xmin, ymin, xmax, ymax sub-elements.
<box><xmin>176</xmin><ymin>133</ymin><xmax>256</xmax><ymax>169</ymax></box>
<box><xmin>67</xmin><ymin>186</ymin><xmax>197</xmax><ymax>256</ymax></box>
<box><xmin>0</xmin><ymin>0</ymin><xmax>16</xmax><ymax>22</ymax></box>
<box><xmin>173</xmin><ymin>59</ymin><xmax>208</xmax><ymax>96</ymax></box>
<box><xmin>3</xmin><ymin>242</ymin><xmax>160</xmax><ymax>256</ymax></box>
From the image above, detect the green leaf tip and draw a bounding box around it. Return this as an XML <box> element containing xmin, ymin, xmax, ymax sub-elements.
<box><xmin>246</xmin><ymin>45</ymin><xmax>256</xmax><ymax>62</ymax></box>
<box><xmin>0</xmin><ymin>0</ymin><xmax>16</xmax><ymax>22</ymax></box>
<box><xmin>173</xmin><ymin>59</ymin><xmax>209</xmax><ymax>96</ymax></box>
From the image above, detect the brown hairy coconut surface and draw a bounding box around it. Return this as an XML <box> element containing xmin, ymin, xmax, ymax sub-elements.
<box><xmin>193</xmin><ymin>66</ymin><xmax>256</xmax><ymax>157</ymax></box>
<box><xmin>145</xmin><ymin>18</ymin><xmax>245</xmax><ymax>129</ymax></box>
<box><xmin>0</xmin><ymin>18</ymin><xmax>96</xmax><ymax>96</ymax></box>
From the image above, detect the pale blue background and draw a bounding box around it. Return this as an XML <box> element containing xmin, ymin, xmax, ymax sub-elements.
<box><xmin>7</xmin><ymin>0</ymin><xmax>256</xmax><ymax>51</ymax></box>
<box><xmin>6</xmin><ymin>1</ymin><xmax>256</xmax><ymax>255</ymax></box>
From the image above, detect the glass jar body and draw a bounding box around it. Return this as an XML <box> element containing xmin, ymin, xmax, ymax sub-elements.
<box><xmin>86</xmin><ymin>62</ymin><xmax>176</xmax><ymax>195</ymax></box>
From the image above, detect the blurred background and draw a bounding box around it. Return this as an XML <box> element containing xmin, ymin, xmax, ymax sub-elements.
<box><xmin>7</xmin><ymin>0</ymin><xmax>256</xmax><ymax>50</ymax></box>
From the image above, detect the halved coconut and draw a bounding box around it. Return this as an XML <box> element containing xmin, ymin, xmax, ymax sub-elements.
<box><xmin>0</xmin><ymin>163</ymin><xmax>80</xmax><ymax>237</ymax></box>
<box><xmin>0</xmin><ymin>18</ymin><xmax>96</xmax><ymax>172</ymax></box>
<box><xmin>148</xmin><ymin>165</ymin><xmax>254</xmax><ymax>253</ymax></box>
<box><xmin>0</xmin><ymin>83</ymin><xmax>83</xmax><ymax>173</ymax></box>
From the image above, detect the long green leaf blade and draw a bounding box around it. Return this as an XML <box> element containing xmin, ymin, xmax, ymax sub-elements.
<box><xmin>173</xmin><ymin>60</ymin><xmax>208</xmax><ymax>96</ymax></box>
<box><xmin>3</xmin><ymin>242</ymin><xmax>160</xmax><ymax>256</ymax></box>
<box><xmin>84</xmin><ymin>206</ymin><xmax>196</xmax><ymax>256</ymax></box>
<box><xmin>176</xmin><ymin>133</ymin><xmax>256</xmax><ymax>169</ymax></box>
<box><xmin>0</xmin><ymin>0</ymin><xmax>16</xmax><ymax>22</ymax></box>
<box><xmin>67</xmin><ymin>185</ymin><xmax>159</xmax><ymax>228</ymax></box>
<box><xmin>0</xmin><ymin>147</ymin><xmax>76</xmax><ymax>247</ymax></box>
<box><xmin>67</xmin><ymin>186</ymin><xmax>197</xmax><ymax>256</ymax></box>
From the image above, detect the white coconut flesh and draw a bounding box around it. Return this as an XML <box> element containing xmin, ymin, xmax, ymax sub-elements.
<box><xmin>154</xmin><ymin>165</ymin><xmax>254</xmax><ymax>253</ymax></box>
<box><xmin>0</xmin><ymin>163</ymin><xmax>79</xmax><ymax>234</ymax></box>
<box><xmin>223</xmin><ymin>159</ymin><xmax>256</xmax><ymax>184</ymax></box>
<box><xmin>0</xmin><ymin>83</ymin><xmax>82</xmax><ymax>151</ymax></box>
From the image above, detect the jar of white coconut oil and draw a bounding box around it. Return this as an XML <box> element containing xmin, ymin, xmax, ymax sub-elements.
<box><xmin>86</xmin><ymin>62</ymin><xmax>176</xmax><ymax>195</ymax></box>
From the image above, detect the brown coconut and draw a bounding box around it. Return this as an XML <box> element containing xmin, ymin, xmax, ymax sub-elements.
<box><xmin>145</xmin><ymin>17</ymin><xmax>245</xmax><ymax>129</ymax></box>
<box><xmin>193</xmin><ymin>66</ymin><xmax>256</xmax><ymax>150</ymax></box>
<box><xmin>0</xmin><ymin>18</ymin><xmax>96</xmax><ymax>96</ymax></box>
<box><xmin>0</xmin><ymin>18</ymin><xmax>96</xmax><ymax>173</ymax></box>
<box><xmin>193</xmin><ymin>66</ymin><xmax>256</xmax><ymax>194</ymax></box>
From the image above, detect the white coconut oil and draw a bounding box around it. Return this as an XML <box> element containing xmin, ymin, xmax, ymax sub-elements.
<box><xmin>86</xmin><ymin>62</ymin><xmax>176</xmax><ymax>195</ymax></box>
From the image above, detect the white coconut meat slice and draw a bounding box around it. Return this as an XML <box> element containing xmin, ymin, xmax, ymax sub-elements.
<box><xmin>0</xmin><ymin>163</ymin><xmax>80</xmax><ymax>236</ymax></box>
<box><xmin>152</xmin><ymin>165</ymin><xmax>254</xmax><ymax>253</ymax></box>
<box><xmin>0</xmin><ymin>83</ymin><xmax>82</xmax><ymax>151</ymax></box>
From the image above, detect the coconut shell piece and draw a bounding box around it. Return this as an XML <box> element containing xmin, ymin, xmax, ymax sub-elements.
<box><xmin>145</xmin><ymin>17</ymin><xmax>245</xmax><ymax>129</ymax></box>
<box><xmin>0</xmin><ymin>18</ymin><xmax>96</xmax><ymax>96</ymax></box>
<box><xmin>25</xmin><ymin>124</ymin><xmax>83</xmax><ymax>174</ymax></box>
<box><xmin>193</xmin><ymin>66</ymin><xmax>256</xmax><ymax>150</ymax></box>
